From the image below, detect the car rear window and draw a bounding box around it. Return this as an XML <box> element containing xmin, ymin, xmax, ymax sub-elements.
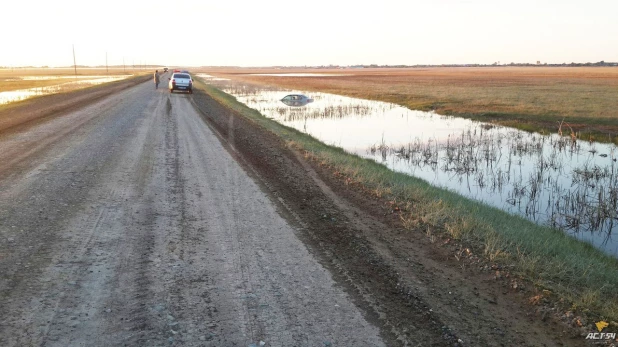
<box><xmin>174</xmin><ymin>74</ymin><xmax>190</xmax><ymax>79</ymax></box>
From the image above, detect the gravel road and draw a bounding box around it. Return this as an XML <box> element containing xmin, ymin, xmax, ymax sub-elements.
<box><xmin>0</xmin><ymin>77</ymin><xmax>384</xmax><ymax>346</ymax></box>
<box><xmin>0</xmin><ymin>75</ymin><xmax>590</xmax><ymax>347</ymax></box>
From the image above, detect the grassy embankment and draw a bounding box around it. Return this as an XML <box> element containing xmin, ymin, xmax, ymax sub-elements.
<box><xmin>212</xmin><ymin>67</ymin><xmax>618</xmax><ymax>144</ymax></box>
<box><xmin>194</xmin><ymin>77</ymin><xmax>618</xmax><ymax>325</ymax></box>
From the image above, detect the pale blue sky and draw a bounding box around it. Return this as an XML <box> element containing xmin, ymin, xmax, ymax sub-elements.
<box><xmin>2</xmin><ymin>0</ymin><xmax>617</xmax><ymax>67</ymax></box>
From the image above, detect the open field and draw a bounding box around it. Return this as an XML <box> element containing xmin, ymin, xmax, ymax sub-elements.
<box><xmin>0</xmin><ymin>74</ymin><xmax>151</xmax><ymax>132</ymax></box>
<box><xmin>0</xmin><ymin>67</ymin><xmax>151</xmax><ymax>93</ymax></box>
<box><xmin>199</xmin><ymin>66</ymin><xmax>618</xmax><ymax>142</ymax></box>
<box><xmin>196</xmin><ymin>78</ymin><xmax>618</xmax><ymax>330</ymax></box>
<box><xmin>0</xmin><ymin>67</ymin><xmax>152</xmax><ymax>77</ymax></box>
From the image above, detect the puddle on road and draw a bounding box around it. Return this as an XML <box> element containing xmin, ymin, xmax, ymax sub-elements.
<box><xmin>0</xmin><ymin>76</ymin><xmax>131</xmax><ymax>105</ymax></box>
<box><xmin>200</xmin><ymin>76</ymin><xmax>618</xmax><ymax>257</ymax></box>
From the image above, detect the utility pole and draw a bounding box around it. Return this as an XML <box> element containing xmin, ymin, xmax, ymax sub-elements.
<box><xmin>72</xmin><ymin>44</ymin><xmax>77</xmax><ymax>77</ymax></box>
<box><xmin>106</xmin><ymin>52</ymin><xmax>108</xmax><ymax>74</ymax></box>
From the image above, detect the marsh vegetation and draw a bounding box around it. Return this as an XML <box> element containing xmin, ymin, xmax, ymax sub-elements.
<box><xmin>196</xmin><ymin>77</ymin><xmax>618</xmax><ymax>325</ymax></box>
<box><xmin>202</xmin><ymin>76</ymin><xmax>618</xmax><ymax>256</ymax></box>
<box><xmin>204</xmin><ymin>67</ymin><xmax>618</xmax><ymax>144</ymax></box>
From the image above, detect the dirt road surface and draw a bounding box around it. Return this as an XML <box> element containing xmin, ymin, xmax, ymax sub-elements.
<box><xmin>0</xmin><ymin>77</ymin><xmax>588</xmax><ymax>346</ymax></box>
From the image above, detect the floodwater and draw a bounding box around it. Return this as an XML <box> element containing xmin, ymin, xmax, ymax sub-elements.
<box><xmin>0</xmin><ymin>76</ymin><xmax>131</xmax><ymax>105</ymax></box>
<box><xmin>201</xmin><ymin>77</ymin><xmax>618</xmax><ymax>257</ymax></box>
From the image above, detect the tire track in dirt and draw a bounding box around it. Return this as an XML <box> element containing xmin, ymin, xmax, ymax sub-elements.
<box><xmin>0</xmin><ymin>84</ymin><xmax>166</xmax><ymax>346</ymax></box>
<box><xmin>159</xmin><ymin>93</ymin><xmax>385</xmax><ymax>346</ymax></box>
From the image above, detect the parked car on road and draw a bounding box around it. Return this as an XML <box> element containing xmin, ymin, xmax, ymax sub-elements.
<box><xmin>169</xmin><ymin>73</ymin><xmax>193</xmax><ymax>94</ymax></box>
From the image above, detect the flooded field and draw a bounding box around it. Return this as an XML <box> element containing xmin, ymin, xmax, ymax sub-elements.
<box><xmin>248</xmin><ymin>73</ymin><xmax>350</xmax><ymax>77</ymax></box>
<box><xmin>195</xmin><ymin>74</ymin><xmax>230</xmax><ymax>81</ymax></box>
<box><xmin>202</xmin><ymin>76</ymin><xmax>618</xmax><ymax>257</ymax></box>
<box><xmin>0</xmin><ymin>75</ymin><xmax>131</xmax><ymax>105</ymax></box>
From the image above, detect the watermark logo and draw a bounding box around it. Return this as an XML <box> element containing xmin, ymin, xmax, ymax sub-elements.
<box><xmin>597</xmin><ymin>321</ymin><xmax>610</xmax><ymax>332</ymax></box>
<box><xmin>585</xmin><ymin>321</ymin><xmax>616</xmax><ymax>341</ymax></box>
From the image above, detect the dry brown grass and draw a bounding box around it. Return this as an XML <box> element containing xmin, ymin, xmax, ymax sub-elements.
<box><xmin>0</xmin><ymin>67</ymin><xmax>140</xmax><ymax>77</ymax></box>
<box><xmin>197</xmin><ymin>67</ymin><xmax>618</xmax><ymax>137</ymax></box>
<box><xmin>0</xmin><ymin>68</ymin><xmax>149</xmax><ymax>93</ymax></box>
<box><xmin>1</xmin><ymin>78</ymin><xmax>92</xmax><ymax>93</ymax></box>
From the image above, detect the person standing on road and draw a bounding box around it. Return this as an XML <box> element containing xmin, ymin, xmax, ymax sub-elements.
<box><xmin>154</xmin><ymin>70</ymin><xmax>160</xmax><ymax>89</ymax></box>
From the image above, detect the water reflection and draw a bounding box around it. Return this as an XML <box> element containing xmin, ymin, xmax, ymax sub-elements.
<box><xmin>0</xmin><ymin>76</ymin><xmax>131</xmax><ymax>105</ymax></box>
<box><xmin>202</xmin><ymin>78</ymin><xmax>618</xmax><ymax>257</ymax></box>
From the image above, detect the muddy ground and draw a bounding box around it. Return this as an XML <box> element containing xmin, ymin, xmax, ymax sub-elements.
<box><xmin>0</xmin><ymin>77</ymin><xmax>595</xmax><ymax>346</ymax></box>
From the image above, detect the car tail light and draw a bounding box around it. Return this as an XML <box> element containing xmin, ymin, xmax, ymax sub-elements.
<box><xmin>172</xmin><ymin>79</ymin><xmax>176</xmax><ymax>85</ymax></box>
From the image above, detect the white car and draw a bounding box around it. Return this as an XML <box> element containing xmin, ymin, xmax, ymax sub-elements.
<box><xmin>169</xmin><ymin>72</ymin><xmax>193</xmax><ymax>94</ymax></box>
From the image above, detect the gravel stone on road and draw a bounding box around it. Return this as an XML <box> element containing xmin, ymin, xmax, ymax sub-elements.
<box><xmin>0</xmin><ymin>79</ymin><xmax>384</xmax><ymax>346</ymax></box>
